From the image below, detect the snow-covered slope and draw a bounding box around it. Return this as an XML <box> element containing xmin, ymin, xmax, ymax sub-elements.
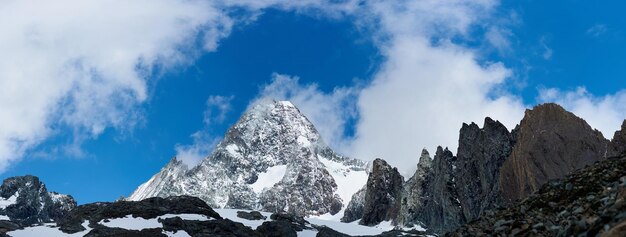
<box><xmin>129</xmin><ymin>100</ymin><xmax>367</xmax><ymax>217</ymax></box>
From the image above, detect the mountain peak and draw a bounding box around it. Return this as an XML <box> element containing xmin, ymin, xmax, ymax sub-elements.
<box><xmin>130</xmin><ymin>99</ymin><xmax>367</xmax><ymax>217</ymax></box>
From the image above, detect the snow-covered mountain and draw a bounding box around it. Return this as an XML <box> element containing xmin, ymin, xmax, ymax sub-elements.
<box><xmin>129</xmin><ymin>100</ymin><xmax>367</xmax><ymax>217</ymax></box>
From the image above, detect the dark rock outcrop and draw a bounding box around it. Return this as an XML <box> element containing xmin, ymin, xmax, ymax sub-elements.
<box><xmin>0</xmin><ymin>175</ymin><xmax>76</xmax><ymax>226</ymax></box>
<box><xmin>84</xmin><ymin>227</ymin><xmax>165</xmax><ymax>237</ymax></box>
<box><xmin>608</xmin><ymin>120</ymin><xmax>626</xmax><ymax>157</ymax></box>
<box><xmin>415</xmin><ymin>147</ymin><xmax>464</xmax><ymax>234</ymax></box>
<box><xmin>57</xmin><ymin>196</ymin><xmax>221</xmax><ymax>234</ymax></box>
<box><xmin>455</xmin><ymin>118</ymin><xmax>514</xmax><ymax>221</ymax></box>
<box><xmin>315</xmin><ymin>226</ymin><xmax>350</xmax><ymax>237</ymax></box>
<box><xmin>161</xmin><ymin>217</ymin><xmax>261</xmax><ymax>237</ymax></box>
<box><xmin>396</xmin><ymin>149</ymin><xmax>433</xmax><ymax>226</ymax></box>
<box><xmin>359</xmin><ymin>159</ymin><xmax>404</xmax><ymax>226</ymax></box>
<box><xmin>499</xmin><ymin>103</ymin><xmax>609</xmax><ymax>203</ymax></box>
<box><xmin>236</xmin><ymin>210</ymin><xmax>266</xmax><ymax>220</ymax></box>
<box><xmin>448</xmin><ymin>154</ymin><xmax>626</xmax><ymax>237</ymax></box>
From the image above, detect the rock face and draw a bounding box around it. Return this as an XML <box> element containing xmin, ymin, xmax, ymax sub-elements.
<box><xmin>358</xmin><ymin>159</ymin><xmax>404</xmax><ymax>226</ymax></box>
<box><xmin>499</xmin><ymin>103</ymin><xmax>609</xmax><ymax>203</ymax></box>
<box><xmin>396</xmin><ymin>149</ymin><xmax>433</xmax><ymax>227</ymax></box>
<box><xmin>396</xmin><ymin>119</ymin><xmax>514</xmax><ymax>233</ymax></box>
<box><xmin>608</xmin><ymin>120</ymin><xmax>626</xmax><ymax>157</ymax></box>
<box><xmin>414</xmin><ymin>147</ymin><xmax>464</xmax><ymax>234</ymax></box>
<box><xmin>129</xmin><ymin>100</ymin><xmax>367</xmax><ymax>217</ymax></box>
<box><xmin>0</xmin><ymin>175</ymin><xmax>76</xmax><ymax>225</ymax></box>
<box><xmin>454</xmin><ymin>118</ymin><xmax>514</xmax><ymax>221</ymax></box>
<box><xmin>448</xmin><ymin>154</ymin><xmax>626</xmax><ymax>237</ymax></box>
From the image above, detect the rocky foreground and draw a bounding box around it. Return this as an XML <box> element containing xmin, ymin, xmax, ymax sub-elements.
<box><xmin>3</xmin><ymin>195</ymin><xmax>434</xmax><ymax>237</ymax></box>
<box><xmin>447</xmin><ymin>154</ymin><xmax>626</xmax><ymax>237</ymax></box>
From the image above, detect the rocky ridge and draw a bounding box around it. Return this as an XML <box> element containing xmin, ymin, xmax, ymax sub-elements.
<box><xmin>345</xmin><ymin>103</ymin><xmax>623</xmax><ymax>235</ymax></box>
<box><xmin>0</xmin><ymin>175</ymin><xmax>76</xmax><ymax>226</ymax></box>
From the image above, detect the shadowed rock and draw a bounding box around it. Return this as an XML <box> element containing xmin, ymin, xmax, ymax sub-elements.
<box><xmin>455</xmin><ymin>118</ymin><xmax>514</xmax><ymax>221</ymax></box>
<box><xmin>359</xmin><ymin>159</ymin><xmax>404</xmax><ymax>226</ymax></box>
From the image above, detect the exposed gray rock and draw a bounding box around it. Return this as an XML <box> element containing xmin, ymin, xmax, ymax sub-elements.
<box><xmin>414</xmin><ymin>147</ymin><xmax>464</xmax><ymax>234</ymax></box>
<box><xmin>0</xmin><ymin>175</ymin><xmax>76</xmax><ymax>226</ymax></box>
<box><xmin>359</xmin><ymin>159</ymin><xmax>404</xmax><ymax>226</ymax></box>
<box><xmin>499</xmin><ymin>103</ymin><xmax>609</xmax><ymax>203</ymax></box>
<box><xmin>454</xmin><ymin>117</ymin><xmax>514</xmax><ymax>221</ymax></box>
<box><xmin>395</xmin><ymin>149</ymin><xmax>433</xmax><ymax>227</ymax></box>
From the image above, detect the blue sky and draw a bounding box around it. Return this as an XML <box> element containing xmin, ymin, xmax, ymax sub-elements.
<box><xmin>1</xmin><ymin>0</ymin><xmax>625</xmax><ymax>204</ymax></box>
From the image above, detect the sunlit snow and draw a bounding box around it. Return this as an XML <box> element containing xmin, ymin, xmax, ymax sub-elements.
<box><xmin>8</xmin><ymin>221</ymin><xmax>91</xmax><ymax>237</ymax></box>
<box><xmin>99</xmin><ymin>214</ymin><xmax>212</xmax><ymax>230</ymax></box>
<box><xmin>251</xmin><ymin>165</ymin><xmax>287</xmax><ymax>193</ymax></box>
<box><xmin>317</xmin><ymin>156</ymin><xmax>368</xmax><ymax>221</ymax></box>
<box><xmin>0</xmin><ymin>192</ymin><xmax>18</xmax><ymax>208</ymax></box>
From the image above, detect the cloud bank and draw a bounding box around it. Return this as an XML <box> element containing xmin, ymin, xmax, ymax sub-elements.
<box><xmin>2</xmin><ymin>0</ymin><xmax>625</xmax><ymax>176</ymax></box>
<box><xmin>0</xmin><ymin>0</ymin><xmax>241</xmax><ymax>171</ymax></box>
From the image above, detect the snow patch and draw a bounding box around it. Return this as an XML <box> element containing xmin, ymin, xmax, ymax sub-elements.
<box><xmin>225</xmin><ymin>144</ymin><xmax>240</xmax><ymax>157</ymax></box>
<box><xmin>296</xmin><ymin>136</ymin><xmax>311</xmax><ymax>147</ymax></box>
<box><xmin>8</xmin><ymin>221</ymin><xmax>91</xmax><ymax>237</ymax></box>
<box><xmin>163</xmin><ymin>230</ymin><xmax>192</xmax><ymax>237</ymax></box>
<box><xmin>215</xmin><ymin>209</ymin><xmax>271</xmax><ymax>229</ymax></box>
<box><xmin>251</xmin><ymin>165</ymin><xmax>287</xmax><ymax>193</ymax></box>
<box><xmin>0</xmin><ymin>192</ymin><xmax>19</xmax><ymax>208</ymax></box>
<box><xmin>100</xmin><ymin>214</ymin><xmax>212</xmax><ymax>230</ymax></box>
<box><xmin>318</xmin><ymin>156</ymin><xmax>368</xmax><ymax>217</ymax></box>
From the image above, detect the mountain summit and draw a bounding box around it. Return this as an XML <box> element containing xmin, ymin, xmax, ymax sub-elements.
<box><xmin>129</xmin><ymin>100</ymin><xmax>367</xmax><ymax>216</ymax></box>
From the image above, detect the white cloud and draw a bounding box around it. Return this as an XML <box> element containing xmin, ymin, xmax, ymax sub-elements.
<box><xmin>0</xmin><ymin>0</ymin><xmax>233</xmax><ymax>171</ymax></box>
<box><xmin>176</xmin><ymin>95</ymin><xmax>234</xmax><ymax>167</ymax></box>
<box><xmin>538</xmin><ymin>87</ymin><xmax>626</xmax><ymax>139</ymax></box>
<box><xmin>7</xmin><ymin>0</ymin><xmax>623</xmax><ymax>178</ymax></box>
<box><xmin>237</xmin><ymin>0</ymin><xmax>527</xmax><ymax>176</ymax></box>
<box><xmin>350</xmin><ymin>37</ymin><xmax>525</xmax><ymax>175</ymax></box>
